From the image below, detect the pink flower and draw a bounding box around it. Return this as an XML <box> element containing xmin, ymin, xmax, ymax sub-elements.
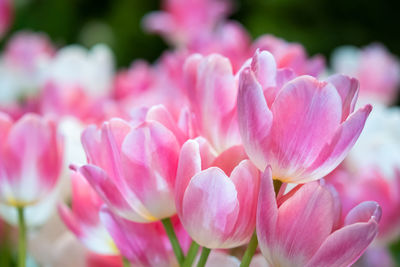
<box><xmin>0</xmin><ymin>0</ymin><xmax>12</xmax><ymax>39</ymax></box>
<box><xmin>86</xmin><ymin>253</ymin><xmax>122</xmax><ymax>267</ymax></box>
<box><xmin>257</xmin><ymin>167</ymin><xmax>381</xmax><ymax>267</ymax></box>
<box><xmin>237</xmin><ymin>50</ymin><xmax>371</xmax><ymax>183</ymax></box>
<box><xmin>58</xmin><ymin>169</ymin><xmax>118</xmax><ymax>255</ymax></box>
<box><xmin>0</xmin><ymin>112</ymin><xmax>63</xmax><ymax>207</ymax></box>
<box><xmin>4</xmin><ymin>31</ymin><xmax>55</xmax><ymax>72</ymax></box>
<box><xmin>99</xmin><ymin>207</ymin><xmax>184</xmax><ymax>267</ymax></box>
<box><xmin>143</xmin><ymin>0</ymin><xmax>230</xmax><ymax>46</ymax></box>
<box><xmin>253</xmin><ymin>35</ymin><xmax>325</xmax><ymax>76</ymax></box>
<box><xmin>332</xmin><ymin>44</ymin><xmax>400</xmax><ymax>105</ymax></box>
<box><xmin>79</xmin><ymin>118</ymin><xmax>180</xmax><ymax>222</ymax></box>
<box><xmin>184</xmin><ymin>53</ymin><xmax>241</xmax><ymax>153</ymax></box>
<box><xmin>175</xmin><ymin>138</ymin><xmax>259</xmax><ymax>248</ymax></box>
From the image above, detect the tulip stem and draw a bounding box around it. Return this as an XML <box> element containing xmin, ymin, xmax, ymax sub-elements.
<box><xmin>196</xmin><ymin>247</ymin><xmax>210</xmax><ymax>267</ymax></box>
<box><xmin>240</xmin><ymin>231</ymin><xmax>258</xmax><ymax>267</ymax></box>
<box><xmin>161</xmin><ymin>218</ymin><xmax>184</xmax><ymax>266</ymax></box>
<box><xmin>17</xmin><ymin>207</ymin><xmax>26</xmax><ymax>267</ymax></box>
<box><xmin>183</xmin><ymin>241</ymin><xmax>200</xmax><ymax>267</ymax></box>
<box><xmin>122</xmin><ymin>257</ymin><xmax>130</xmax><ymax>267</ymax></box>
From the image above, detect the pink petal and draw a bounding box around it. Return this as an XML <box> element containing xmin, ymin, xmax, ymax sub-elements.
<box><xmin>79</xmin><ymin>165</ymin><xmax>150</xmax><ymax>222</ymax></box>
<box><xmin>256</xmin><ymin>167</ymin><xmax>278</xmax><ymax>261</ymax></box>
<box><xmin>344</xmin><ymin>201</ymin><xmax>382</xmax><ymax>226</ymax></box>
<box><xmin>211</xmin><ymin>145</ymin><xmax>247</xmax><ymax>176</ymax></box>
<box><xmin>274</xmin><ymin>182</ymin><xmax>335</xmax><ymax>265</ymax></box>
<box><xmin>175</xmin><ymin>140</ymin><xmax>202</xmax><ymax>216</ymax></box>
<box><xmin>99</xmin><ymin>206</ymin><xmax>171</xmax><ymax>267</ymax></box>
<box><xmin>181</xmin><ymin>167</ymin><xmax>239</xmax><ymax>248</ymax></box>
<box><xmin>269</xmin><ymin>76</ymin><xmax>342</xmax><ymax>182</ymax></box>
<box><xmin>228</xmin><ymin>160</ymin><xmax>259</xmax><ymax>244</ymax></box>
<box><xmin>250</xmin><ymin>50</ymin><xmax>277</xmax><ymax>95</ymax></box>
<box><xmin>237</xmin><ymin>68</ymin><xmax>273</xmax><ymax>171</ymax></box>
<box><xmin>326</xmin><ymin>74</ymin><xmax>359</xmax><ymax>121</ymax></box>
<box><xmin>305</xmin><ymin>105</ymin><xmax>372</xmax><ymax>182</ymax></box>
<box><xmin>306</xmin><ymin>217</ymin><xmax>379</xmax><ymax>267</ymax></box>
<box><xmin>120</xmin><ymin>121</ymin><xmax>179</xmax><ymax>219</ymax></box>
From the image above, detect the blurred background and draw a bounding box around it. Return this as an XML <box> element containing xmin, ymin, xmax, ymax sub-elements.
<box><xmin>3</xmin><ymin>0</ymin><xmax>399</xmax><ymax>68</ymax></box>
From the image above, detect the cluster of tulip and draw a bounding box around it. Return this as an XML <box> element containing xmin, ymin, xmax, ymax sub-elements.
<box><xmin>0</xmin><ymin>0</ymin><xmax>400</xmax><ymax>266</ymax></box>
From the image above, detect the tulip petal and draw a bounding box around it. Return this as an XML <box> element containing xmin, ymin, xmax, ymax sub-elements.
<box><xmin>269</xmin><ymin>76</ymin><xmax>342</xmax><ymax>181</ymax></box>
<box><xmin>182</xmin><ymin>167</ymin><xmax>239</xmax><ymax>248</ymax></box>
<box><xmin>274</xmin><ymin>182</ymin><xmax>335</xmax><ymax>265</ymax></box>
<box><xmin>79</xmin><ymin>165</ymin><xmax>150</xmax><ymax>222</ymax></box>
<box><xmin>305</xmin><ymin>105</ymin><xmax>372</xmax><ymax>182</ymax></box>
<box><xmin>237</xmin><ymin>68</ymin><xmax>273</xmax><ymax>171</ymax></box>
<box><xmin>256</xmin><ymin>167</ymin><xmax>278</xmax><ymax>263</ymax></box>
<box><xmin>228</xmin><ymin>160</ymin><xmax>259</xmax><ymax>244</ymax></box>
<box><xmin>99</xmin><ymin>206</ymin><xmax>171</xmax><ymax>267</ymax></box>
<box><xmin>326</xmin><ymin>74</ymin><xmax>359</xmax><ymax>121</ymax></box>
<box><xmin>306</xmin><ymin>218</ymin><xmax>379</xmax><ymax>267</ymax></box>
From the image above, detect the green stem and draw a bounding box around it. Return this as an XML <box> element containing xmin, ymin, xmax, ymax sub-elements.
<box><xmin>161</xmin><ymin>218</ymin><xmax>184</xmax><ymax>265</ymax></box>
<box><xmin>240</xmin><ymin>232</ymin><xmax>258</xmax><ymax>267</ymax></box>
<box><xmin>183</xmin><ymin>241</ymin><xmax>200</xmax><ymax>267</ymax></box>
<box><xmin>122</xmin><ymin>257</ymin><xmax>130</xmax><ymax>267</ymax></box>
<box><xmin>196</xmin><ymin>247</ymin><xmax>211</xmax><ymax>267</ymax></box>
<box><xmin>17</xmin><ymin>207</ymin><xmax>26</xmax><ymax>267</ymax></box>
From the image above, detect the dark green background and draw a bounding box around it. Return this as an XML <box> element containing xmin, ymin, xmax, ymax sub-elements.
<box><xmin>4</xmin><ymin>0</ymin><xmax>400</xmax><ymax>68</ymax></box>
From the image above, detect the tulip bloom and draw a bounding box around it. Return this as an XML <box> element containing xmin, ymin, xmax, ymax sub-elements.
<box><xmin>79</xmin><ymin>118</ymin><xmax>180</xmax><ymax>222</ymax></box>
<box><xmin>257</xmin><ymin>167</ymin><xmax>381</xmax><ymax>267</ymax></box>
<box><xmin>175</xmin><ymin>139</ymin><xmax>259</xmax><ymax>248</ymax></box>
<box><xmin>237</xmin><ymin>50</ymin><xmax>371</xmax><ymax>183</ymax></box>
<box><xmin>58</xmin><ymin>170</ymin><xmax>118</xmax><ymax>255</ymax></box>
<box><xmin>0</xmin><ymin>113</ymin><xmax>63</xmax><ymax>207</ymax></box>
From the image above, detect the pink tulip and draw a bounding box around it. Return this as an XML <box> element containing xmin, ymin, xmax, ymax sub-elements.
<box><xmin>0</xmin><ymin>0</ymin><xmax>12</xmax><ymax>39</ymax></box>
<box><xmin>99</xmin><ymin>206</ymin><xmax>183</xmax><ymax>267</ymax></box>
<box><xmin>0</xmin><ymin>112</ymin><xmax>63</xmax><ymax>207</ymax></box>
<box><xmin>79</xmin><ymin>118</ymin><xmax>180</xmax><ymax>222</ymax></box>
<box><xmin>257</xmin><ymin>167</ymin><xmax>381</xmax><ymax>267</ymax></box>
<box><xmin>237</xmin><ymin>50</ymin><xmax>371</xmax><ymax>183</ymax></box>
<box><xmin>253</xmin><ymin>35</ymin><xmax>325</xmax><ymax>76</ymax></box>
<box><xmin>143</xmin><ymin>0</ymin><xmax>230</xmax><ymax>46</ymax></box>
<box><xmin>184</xmin><ymin>53</ymin><xmax>241</xmax><ymax>153</ymax></box>
<box><xmin>332</xmin><ymin>44</ymin><xmax>400</xmax><ymax>105</ymax></box>
<box><xmin>4</xmin><ymin>31</ymin><xmax>55</xmax><ymax>72</ymax></box>
<box><xmin>58</xmin><ymin>169</ymin><xmax>118</xmax><ymax>255</ymax></box>
<box><xmin>175</xmin><ymin>138</ymin><xmax>259</xmax><ymax>248</ymax></box>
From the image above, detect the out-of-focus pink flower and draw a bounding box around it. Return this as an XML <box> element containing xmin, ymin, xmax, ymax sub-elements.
<box><xmin>354</xmin><ymin>246</ymin><xmax>395</xmax><ymax>267</ymax></box>
<box><xmin>4</xmin><ymin>31</ymin><xmax>55</xmax><ymax>71</ymax></box>
<box><xmin>327</xmin><ymin>167</ymin><xmax>400</xmax><ymax>244</ymax></box>
<box><xmin>253</xmin><ymin>35</ymin><xmax>325</xmax><ymax>76</ymax></box>
<box><xmin>112</xmin><ymin>60</ymin><xmax>155</xmax><ymax>100</ymax></box>
<box><xmin>58</xmin><ymin>170</ymin><xmax>118</xmax><ymax>255</ymax></box>
<box><xmin>188</xmin><ymin>22</ymin><xmax>252</xmax><ymax>72</ymax></box>
<box><xmin>175</xmin><ymin>138</ymin><xmax>259</xmax><ymax>249</ymax></box>
<box><xmin>184</xmin><ymin>53</ymin><xmax>241</xmax><ymax>153</ymax></box>
<box><xmin>332</xmin><ymin>44</ymin><xmax>400</xmax><ymax>105</ymax></box>
<box><xmin>99</xmin><ymin>206</ymin><xmax>182</xmax><ymax>267</ymax></box>
<box><xmin>0</xmin><ymin>31</ymin><xmax>54</xmax><ymax>107</ymax></box>
<box><xmin>86</xmin><ymin>253</ymin><xmax>122</xmax><ymax>267</ymax></box>
<box><xmin>0</xmin><ymin>112</ymin><xmax>63</xmax><ymax>207</ymax></box>
<box><xmin>143</xmin><ymin>0</ymin><xmax>230</xmax><ymax>46</ymax></box>
<box><xmin>257</xmin><ymin>167</ymin><xmax>381</xmax><ymax>267</ymax></box>
<box><xmin>79</xmin><ymin>118</ymin><xmax>180</xmax><ymax>222</ymax></box>
<box><xmin>237</xmin><ymin>50</ymin><xmax>371</xmax><ymax>183</ymax></box>
<box><xmin>0</xmin><ymin>0</ymin><xmax>12</xmax><ymax>39</ymax></box>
